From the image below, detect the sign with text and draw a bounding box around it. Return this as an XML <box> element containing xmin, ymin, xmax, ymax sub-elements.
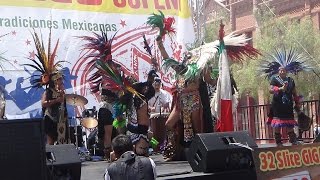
<box><xmin>0</xmin><ymin>0</ymin><xmax>194</xmax><ymax>118</ymax></box>
<box><xmin>253</xmin><ymin>143</ymin><xmax>320</xmax><ymax>180</ymax></box>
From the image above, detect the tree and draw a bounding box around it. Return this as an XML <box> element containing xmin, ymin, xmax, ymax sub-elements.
<box><xmin>231</xmin><ymin>4</ymin><xmax>320</xmax><ymax>101</ymax></box>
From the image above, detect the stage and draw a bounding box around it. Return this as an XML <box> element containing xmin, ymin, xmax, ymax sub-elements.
<box><xmin>80</xmin><ymin>143</ymin><xmax>281</xmax><ymax>180</ymax></box>
<box><xmin>80</xmin><ymin>154</ymin><xmax>256</xmax><ymax>180</ymax></box>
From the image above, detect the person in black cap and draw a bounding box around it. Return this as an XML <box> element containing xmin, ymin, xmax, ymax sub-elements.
<box><xmin>147</xmin><ymin>70</ymin><xmax>158</xmax><ymax>83</ymax></box>
<box><xmin>105</xmin><ymin>135</ymin><xmax>156</xmax><ymax>180</ymax></box>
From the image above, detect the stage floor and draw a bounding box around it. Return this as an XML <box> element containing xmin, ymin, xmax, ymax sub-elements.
<box><xmin>80</xmin><ymin>143</ymin><xmax>289</xmax><ymax>180</ymax></box>
<box><xmin>81</xmin><ymin>154</ymin><xmax>197</xmax><ymax>180</ymax></box>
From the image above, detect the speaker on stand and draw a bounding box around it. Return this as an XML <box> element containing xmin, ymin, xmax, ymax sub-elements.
<box><xmin>187</xmin><ymin>131</ymin><xmax>257</xmax><ymax>179</ymax></box>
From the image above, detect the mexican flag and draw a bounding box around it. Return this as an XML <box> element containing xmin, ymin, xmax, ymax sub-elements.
<box><xmin>216</xmin><ymin>41</ymin><xmax>233</xmax><ymax>132</ymax></box>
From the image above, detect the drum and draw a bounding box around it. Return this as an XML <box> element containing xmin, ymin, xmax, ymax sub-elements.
<box><xmin>298</xmin><ymin>112</ymin><xmax>312</xmax><ymax>132</ymax></box>
<box><xmin>150</xmin><ymin>112</ymin><xmax>169</xmax><ymax>152</ymax></box>
<box><xmin>82</xmin><ymin>108</ymin><xmax>98</xmax><ymax>129</ymax></box>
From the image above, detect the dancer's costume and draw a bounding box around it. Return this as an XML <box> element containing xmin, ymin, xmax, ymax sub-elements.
<box><xmin>79</xmin><ymin>32</ymin><xmax>127</xmax><ymax>157</ymax></box>
<box><xmin>79</xmin><ymin>31</ymin><xmax>155</xmax><ymax>150</ymax></box>
<box><xmin>190</xmin><ymin>25</ymin><xmax>261</xmax><ymax>132</ymax></box>
<box><xmin>260</xmin><ymin>48</ymin><xmax>312</xmax><ymax>144</ymax></box>
<box><xmin>152</xmin><ymin>19</ymin><xmax>260</xmax><ymax>160</ymax></box>
<box><xmin>25</xmin><ymin>30</ymin><xmax>68</xmax><ymax>144</ymax></box>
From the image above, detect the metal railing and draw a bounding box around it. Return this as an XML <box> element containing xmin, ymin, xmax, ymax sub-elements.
<box><xmin>233</xmin><ymin>100</ymin><xmax>320</xmax><ymax>140</ymax></box>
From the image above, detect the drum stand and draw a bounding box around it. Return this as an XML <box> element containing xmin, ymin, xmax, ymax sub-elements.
<box><xmin>68</xmin><ymin>97</ymin><xmax>81</xmax><ymax>149</ymax></box>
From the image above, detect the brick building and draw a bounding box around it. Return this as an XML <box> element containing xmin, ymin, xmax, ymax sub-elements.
<box><xmin>217</xmin><ymin>0</ymin><xmax>320</xmax><ymax>37</ymax></box>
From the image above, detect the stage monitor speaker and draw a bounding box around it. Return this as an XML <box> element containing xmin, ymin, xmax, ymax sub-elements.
<box><xmin>187</xmin><ymin>131</ymin><xmax>257</xmax><ymax>175</ymax></box>
<box><xmin>313</xmin><ymin>134</ymin><xmax>320</xmax><ymax>143</ymax></box>
<box><xmin>46</xmin><ymin>144</ymin><xmax>81</xmax><ymax>180</ymax></box>
<box><xmin>0</xmin><ymin>119</ymin><xmax>47</xmax><ymax>180</ymax></box>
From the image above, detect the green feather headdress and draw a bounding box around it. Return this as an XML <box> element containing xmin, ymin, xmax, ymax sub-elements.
<box><xmin>147</xmin><ymin>10</ymin><xmax>176</xmax><ymax>39</ymax></box>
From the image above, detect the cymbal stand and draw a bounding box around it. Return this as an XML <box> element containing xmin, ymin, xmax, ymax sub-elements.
<box><xmin>74</xmin><ymin>106</ymin><xmax>80</xmax><ymax>149</ymax></box>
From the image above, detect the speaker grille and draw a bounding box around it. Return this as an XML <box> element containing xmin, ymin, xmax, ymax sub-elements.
<box><xmin>0</xmin><ymin>119</ymin><xmax>46</xmax><ymax>180</ymax></box>
<box><xmin>187</xmin><ymin>131</ymin><xmax>257</xmax><ymax>174</ymax></box>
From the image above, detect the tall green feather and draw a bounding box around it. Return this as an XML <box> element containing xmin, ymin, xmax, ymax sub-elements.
<box><xmin>146</xmin><ymin>10</ymin><xmax>165</xmax><ymax>37</ymax></box>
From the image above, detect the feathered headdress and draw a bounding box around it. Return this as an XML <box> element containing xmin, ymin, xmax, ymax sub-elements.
<box><xmin>24</xmin><ymin>29</ymin><xmax>64</xmax><ymax>88</ymax></box>
<box><xmin>259</xmin><ymin>48</ymin><xmax>312</xmax><ymax>79</ymax></box>
<box><xmin>146</xmin><ymin>10</ymin><xmax>176</xmax><ymax>39</ymax></box>
<box><xmin>79</xmin><ymin>31</ymin><xmax>144</xmax><ymax>99</ymax></box>
<box><xmin>93</xmin><ymin>60</ymin><xmax>144</xmax><ymax>100</ymax></box>
<box><xmin>162</xmin><ymin>25</ymin><xmax>261</xmax><ymax>80</ymax></box>
<box><xmin>161</xmin><ymin>52</ymin><xmax>192</xmax><ymax>77</ymax></box>
<box><xmin>0</xmin><ymin>33</ymin><xmax>10</xmax><ymax>71</ymax></box>
<box><xmin>78</xmin><ymin>31</ymin><xmax>117</xmax><ymax>93</ymax></box>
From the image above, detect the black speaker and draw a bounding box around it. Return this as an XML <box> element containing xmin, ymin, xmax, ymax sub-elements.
<box><xmin>187</xmin><ymin>131</ymin><xmax>257</xmax><ymax>174</ymax></box>
<box><xmin>46</xmin><ymin>144</ymin><xmax>81</xmax><ymax>180</ymax></box>
<box><xmin>0</xmin><ymin>119</ymin><xmax>47</xmax><ymax>180</ymax></box>
<box><xmin>313</xmin><ymin>134</ymin><xmax>320</xmax><ymax>143</ymax></box>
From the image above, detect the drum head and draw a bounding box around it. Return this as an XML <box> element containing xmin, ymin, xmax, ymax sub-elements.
<box><xmin>82</xmin><ymin>117</ymin><xmax>98</xmax><ymax>129</ymax></box>
<box><xmin>150</xmin><ymin>112</ymin><xmax>170</xmax><ymax>119</ymax></box>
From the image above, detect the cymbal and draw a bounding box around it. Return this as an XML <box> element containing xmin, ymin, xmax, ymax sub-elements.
<box><xmin>65</xmin><ymin>94</ymin><xmax>88</xmax><ymax>106</ymax></box>
<box><xmin>82</xmin><ymin>117</ymin><xmax>98</xmax><ymax>129</ymax></box>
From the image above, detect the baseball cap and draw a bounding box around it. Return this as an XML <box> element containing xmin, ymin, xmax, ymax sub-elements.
<box><xmin>154</xmin><ymin>77</ymin><xmax>161</xmax><ymax>83</ymax></box>
<box><xmin>147</xmin><ymin>70</ymin><xmax>158</xmax><ymax>77</ymax></box>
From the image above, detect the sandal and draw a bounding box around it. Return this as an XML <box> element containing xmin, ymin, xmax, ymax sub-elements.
<box><xmin>163</xmin><ymin>143</ymin><xmax>176</xmax><ymax>161</ymax></box>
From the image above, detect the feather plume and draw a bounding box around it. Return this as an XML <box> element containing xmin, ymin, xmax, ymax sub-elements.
<box><xmin>0</xmin><ymin>33</ymin><xmax>10</xmax><ymax>71</ymax></box>
<box><xmin>259</xmin><ymin>48</ymin><xmax>313</xmax><ymax>79</ymax></box>
<box><xmin>78</xmin><ymin>31</ymin><xmax>117</xmax><ymax>93</ymax></box>
<box><xmin>184</xmin><ymin>63</ymin><xmax>200</xmax><ymax>80</ymax></box>
<box><xmin>24</xmin><ymin>30</ymin><xmax>62</xmax><ymax>88</ymax></box>
<box><xmin>188</xmin><ymin>32</ymin><xmax>260</xmax><ymax>78</ymax></box>
<box><xmin>161</xmin><ymin>58</ymin><xmax>180</xmax><ymax>73</ymax></box>
<box><xmin>112</xmin><ymin>102</ymin><xmax>127</xmax><ymax>128</ymax></box>
<box><xmin>146</xmin><ymin>10</ymin><xmax>175</xmax><ymax>38</ymax></box>
<box><xmin>163</xmin><ymin>17</ymin><xmax>176</xmax><ymax>36</ymax></box>
<box><xmin>95</xmin><ymin>60</ymin><xmax>145</xmax><ymax>101</ymax></box>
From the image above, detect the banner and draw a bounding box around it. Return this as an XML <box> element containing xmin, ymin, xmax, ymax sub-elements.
<box><xmin>253</xmin><ymin>143</ymin><xmax>320</xmax><ymax>180</ymax></box>
<box><xmin>0</xmin><ymin>0</ymin><xmax>195</xmax><ymax>120</ymax></box>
